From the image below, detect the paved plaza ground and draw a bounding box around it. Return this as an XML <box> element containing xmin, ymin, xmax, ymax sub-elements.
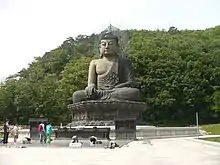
<box><xmin>0</xmin><ymin>137</ymin><xmax>220</xmax><ymax>165</ymax></box>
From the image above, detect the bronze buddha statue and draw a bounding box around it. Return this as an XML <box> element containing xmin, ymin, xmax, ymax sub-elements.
<box><xmin>72</xmin><ymin>32</ymin><xmax>142</xmax><ymax>103</ymax></box>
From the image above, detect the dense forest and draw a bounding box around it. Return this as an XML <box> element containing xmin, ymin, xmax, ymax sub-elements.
<box><xmin>0</xmin><ymin>26</ymin><xmax>220</xmax><ymax>126</ymax></box>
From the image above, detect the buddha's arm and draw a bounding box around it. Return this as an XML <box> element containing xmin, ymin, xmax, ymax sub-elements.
<box><xmin>115</xmin><ymin>59</ymin><xmax>133</xmax><ymax>88</ymax></box>
<box><xmin>87</xmin><ymin>60</ymin><xmax>97</xmax><ymax>88</ymax></box>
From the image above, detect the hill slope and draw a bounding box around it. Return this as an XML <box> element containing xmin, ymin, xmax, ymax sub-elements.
<box><xmin>0</xmin><ymin>26</ymin><xmax>220</xmax><ymax>125</ymax></box>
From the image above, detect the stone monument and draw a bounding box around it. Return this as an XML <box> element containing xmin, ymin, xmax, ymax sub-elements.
<box><xmin>60</xmin><ymin>25</ymin><xmax>146</xmax><ymax>140</ymax></box>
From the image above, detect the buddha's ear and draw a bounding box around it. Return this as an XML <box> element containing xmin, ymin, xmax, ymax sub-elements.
<box><xmin>98</xmin><ymin>45</ymin><xmax>101</xmax><ymax>51</ymax></box>
<box><xmin>98</xmin><ymin>45</ymin><xmax>103</xmax><ymax>58</ymax></box>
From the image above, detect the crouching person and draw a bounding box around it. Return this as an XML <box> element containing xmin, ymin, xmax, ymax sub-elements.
<box><xmin>89</xmin><ymin>136</ymin><xmax>97</xmax><ymax>146</ymax></box>
<box><xmin>69</xmin><ymin>135</ymin><xmax>83</xmax><ymax>148</ymax></box>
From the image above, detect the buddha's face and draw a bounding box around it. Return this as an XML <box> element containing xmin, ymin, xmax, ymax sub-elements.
<box><xmin>99</xmin><ymin>39</ymin><xmax>118</xmax><ymax>56</ymax></box>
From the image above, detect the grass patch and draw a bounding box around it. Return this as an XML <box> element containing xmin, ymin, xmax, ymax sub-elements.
<box><xmin>200</xmin><ymin>124</ymin><xmax>220</xmax><ymax>143</ymax></box>
<box><xmin>201</xmin><ymin>124</ymin><xmax>220</xmax><ymax>135</ymax></box>
<box><xmin>202</xmin><ymin>137</ymin><xmax>220</xmax><ymax>143</ymax></box>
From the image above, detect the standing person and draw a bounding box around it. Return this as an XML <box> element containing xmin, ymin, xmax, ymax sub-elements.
<box><xmin>13</xmin><ymin>124</ymin><xmax>19</xmax><ymax>145</ymax></box>
<box><xmin>37</xmin><ymin>122</ymin><xmax>45</xmax><ymax>144</ymax></box>
<box><xmin>3</xmin><ymin>119</ymin><xmax>10</xmax><ymax>145</ymax></box>
<box><xmin>43</xmin><ymin>121</ymin><xmax>47</xmax><ymax>144</ymax></box>
<box><xmin>46</xmin><ymin>122</ymin><xmax>53</xmax><ymax>145</ymax></box>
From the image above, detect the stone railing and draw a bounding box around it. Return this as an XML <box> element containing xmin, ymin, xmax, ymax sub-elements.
<box><xmin>138</xmin><ymin>126</ymin><xmax>200</xmax><ymax>138</ymax></box>
<box><xmin>58</xmin><ymin>125</ymin><xmax>201</xmax><ymax>139</ymax></box>
<box><xmin>3</xmin><ymin>125</ymin><xmax>202</xmax><ymax>140</ymax></box>
<box><xmin>109</xmin><ymin>126</ymin><xmax>200</xmax><ymax>138</ymax></box>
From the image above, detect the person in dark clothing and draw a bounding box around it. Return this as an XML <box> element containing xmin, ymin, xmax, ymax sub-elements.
<box><xmin>89</xmin><ymin>136</ymin><xmax>97</xmax><ymax>145</ymax></box>
<box><xmin>3</xmin><ymin>119</ymin><xmax>10</xmax><ymax>144</ymax></box>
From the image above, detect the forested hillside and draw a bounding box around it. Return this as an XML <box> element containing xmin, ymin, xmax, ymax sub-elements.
<box><xmin>0</xmin><ymin>26</ymin><xmax>220</xmax><ymax>126</ymax></box>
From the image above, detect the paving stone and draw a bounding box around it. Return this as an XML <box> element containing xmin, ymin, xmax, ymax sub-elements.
<box><xmin>0</xmin><ymin>137</ymin><xmax>220</xmax><ymax>165</ymax></box>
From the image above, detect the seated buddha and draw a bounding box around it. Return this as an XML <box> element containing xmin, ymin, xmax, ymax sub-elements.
<box><xmin>72</xmin><ymin>32</ymin><xmax>142</xmax><ymax>103</ymax></box>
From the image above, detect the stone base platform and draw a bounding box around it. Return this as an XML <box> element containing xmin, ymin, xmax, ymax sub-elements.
<box><xmin>68</xmin><ymin>100</ymin><xmax>146</xmax><ymax>120</ymax></box>
<box><xmin>67</xmin><ymin>100</ymin><xmax>146</xmax><ymax>140</ymax></box>
<box><xmin>67</xmin><ymin>120</ymin><xmax>115</xmax><ymax>127</ymax></box>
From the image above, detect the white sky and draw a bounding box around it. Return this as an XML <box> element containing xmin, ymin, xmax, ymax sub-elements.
<box><xmin>0</xmin><ymin>0</ymin><xmax>219</xmax><ymax>81</ymax></box>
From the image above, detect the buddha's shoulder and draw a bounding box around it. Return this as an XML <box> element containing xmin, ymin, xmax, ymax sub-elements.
<box><xmin>90</xmin><ymin>58</ymin><xmax>106</xmax><ymax>64</ymax></box>
<box><xmin>89</xmin><ymin>59</ymin><xmax>100</xmax><ymax>65</ymax></box>
<box><xmin>89</xmin><ymin>57</ymin><xmax>132</xmax><ymax>64</ymax></box>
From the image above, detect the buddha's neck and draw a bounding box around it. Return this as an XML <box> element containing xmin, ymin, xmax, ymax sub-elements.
<box><xmin>103</xmin><ymin>54</ymin><xmax>118</xmax><ymax>62</ymax></box>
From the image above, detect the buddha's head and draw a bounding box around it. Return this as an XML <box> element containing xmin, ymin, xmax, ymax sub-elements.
<box><xmin>99</xmin><ymin>32</ymin><xmax>119</xmax><ymax>58</ymax></box>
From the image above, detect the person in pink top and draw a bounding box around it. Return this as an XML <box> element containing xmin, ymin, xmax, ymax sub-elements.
<box><xmin>37</xmin><ymin>122</ymin><xmax>45</xmax><ymax>144</ymax></box>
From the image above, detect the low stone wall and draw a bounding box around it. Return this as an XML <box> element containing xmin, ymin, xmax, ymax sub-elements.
<box><xmin>14</xmin><ymin>126</ymin><xmax>201</xmax><ymax>140</ymax></box>
<box><xmin>137</xmin><ymin>126</ymin><xmax>200</xmax><ymax>138</ymax></box>
<box><xmin>109</xmin><ymin>126</ymin><xmax>200</xmax><ymax>138</ymax></box>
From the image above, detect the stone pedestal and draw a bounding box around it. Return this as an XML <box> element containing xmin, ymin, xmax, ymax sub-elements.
<box><xmin>115</xmin><ymin>118</ymin><xmax>136</xmax><ymax>139</ymax></box>
<box><xmin>64</xmin><ymin>100</ymin><xmax>146</xmax><ymax>140</ymax></box>
<box><xmin>68</xmin><ymin>100</ymin><xmax>146</xmax><ymax>121</ymax></box>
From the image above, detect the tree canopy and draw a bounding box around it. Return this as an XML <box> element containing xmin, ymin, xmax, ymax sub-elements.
<box><xmin>1</xmin><ymin>26</ymin><xmax>220</xmax><ymax>126</ymax></box>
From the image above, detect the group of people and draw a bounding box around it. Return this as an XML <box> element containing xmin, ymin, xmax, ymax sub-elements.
<box><xmin>2</xmin><ymin>119</ymin><xmax>19</xmax><ymax>145</ymax></box>
<box><xmin>37</xmin><ymin>122</ymin><xmax>53</xmax><ymax>145</ymax></box>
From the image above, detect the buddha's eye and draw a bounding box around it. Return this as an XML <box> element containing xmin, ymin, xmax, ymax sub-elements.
<box><xmin>100</xmin><ymin>41</ymin><xmax>115</xmax><ymax>47</ymax></box>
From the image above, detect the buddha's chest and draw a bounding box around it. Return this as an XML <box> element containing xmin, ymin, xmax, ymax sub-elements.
<box><xmin>96</xmin><ymin>60</ymin><xmax>118</xmax><ymax>75</ymax></box>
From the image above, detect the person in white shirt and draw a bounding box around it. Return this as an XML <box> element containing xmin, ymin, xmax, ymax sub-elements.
<box><xmin>13</xmin><ymin>124</ymin><xmax>19</xmax><ymax>144</ymax></box>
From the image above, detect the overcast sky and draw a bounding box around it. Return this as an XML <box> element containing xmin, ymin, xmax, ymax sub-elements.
<box><xmin>0</xmin><ymin>0</ymin><xmax>219</xmax><ymax>81</ymax></box>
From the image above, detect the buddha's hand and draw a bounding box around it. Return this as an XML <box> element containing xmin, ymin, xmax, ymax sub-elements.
<box><xmin>85</xmin><ymin>85</ymin><xmax>96</xmax><ymax>97</ymax></box>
